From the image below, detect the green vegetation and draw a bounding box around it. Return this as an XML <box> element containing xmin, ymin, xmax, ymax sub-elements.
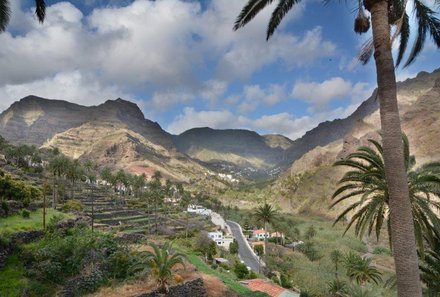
<box><xmin>0</xmin><ymin>208</ymin><xmax>72</xmax><ymax>234</ymax></box>
<box><xmin>132</xmin><ymin>242</ymin><xmax>186</xmax><ymax>293</ymax></box>
<box><xmin>332</xmin><ymin>135</ymin><xmax>440</xmax><ymax>255</ymax></box>
<box><xmin>0</xmin><ymin>175</ymin><xmax>42</xmax><ymax>205</ymax></box>
<box><xmin>62</xmin><ymin>199</ymin><xmax>83</xmax><ymax>212</ymax></box>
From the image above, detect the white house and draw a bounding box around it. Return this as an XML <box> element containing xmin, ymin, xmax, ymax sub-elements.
<box><xmin>253</xmin><ymin>229</ymin><xmax>270</xmax><ymax>240</ymax></box>
<box><xmin>187</xmin><ymin>204</ymin><xmax>212</xmax><ymax>216</ymax></box>
<box><xmin>208</xmin><ymin>231</ymin><xmax>223</xmax><ymax>246</ymax></box>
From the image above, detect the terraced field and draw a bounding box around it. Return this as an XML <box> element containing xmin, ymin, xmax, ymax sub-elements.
<box><xmin>73</xmin><ymin>185</ymin><xmax>212</xmax><ymax>235</ymax></box>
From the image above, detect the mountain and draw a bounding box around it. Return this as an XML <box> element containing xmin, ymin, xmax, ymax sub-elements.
<box><xmin>273</xmin><ymin>68</ymin><xmax>440</xmax><ymax>217</ymax></box>
<box><xmin>0</xmin><ymin>96</ymin><xmax>207</xmax><ymax>182</ymax></box>
<box><xmin>172</xmin><ymin>128</ymin><xmax>293</xmax><ymax>178</ymax></box>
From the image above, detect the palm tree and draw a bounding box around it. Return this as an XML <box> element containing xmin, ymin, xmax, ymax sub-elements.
<box><xmin>331</xmin><ymin>249</ymin><xmax>343</xmax><ymax>280</ymax></box>
<box><xmin>343</xmin><ymin>251</ymin><xmax>382</xmax><ymax>286</ymax></box>
<box><xmin>331</xmin><ymin>135</ymin><xmax>440</xmax><ymax>255</ymax></box>
<box><xmin>133</xmin><ymin>242</ymin><xmax>186</xmax><ymax>294</ymax></box>
<box><xmin>233</xmin><ymin>1</ymin><xmax>440</xmax><ymax>295</ymax></box>
<box><xmin>420</xmin><ymin>230</ymin><xmax>440</xmax><ymax>296</ymax></box>
<box><xmin>0</xmin><ymin>0</ymin><xmax>45</xmax><ymax>32</ymax></box>
<box><xmin>327</xmin><ymin>279</ymin><xmax>348</xmax><ymax>297</ymax></box>
<box><xmin>66</xmin><ymin>159</ymin><xmax>83</xmax><ymax>199</ymax></box>
<box><xmin>255</xmin><ymin>203</ymin><xmax>278</xmax><ymax>255</ymax></box>
<box><xmin>48</xmin><ymin>155</ymin><xmax>69</xmax><ymax>208</ymax></box>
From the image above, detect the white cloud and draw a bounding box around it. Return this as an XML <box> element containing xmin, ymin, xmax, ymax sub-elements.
<box><xmin>292</xmin><ymin>77</ymin><xmax>372</xmax><ymax>112</ymax></box>
<box><xmin>0</xmin><ymin>0</ymin><xmax>337</xmax><ymax>112</ymax></box>
<box><xmin>0</xmin><ymin>71</ymin><xmax>133</xmax><ymax>111</ymax></box>
<box><xmin>167</xmin><ymin>102</ymin><xmax>364</xmax><ymax>140</ymax></box>
<box><xmin>167</xmin><ymin>107</ymin><xmax>249</xmax><ymax>134</ymax></box>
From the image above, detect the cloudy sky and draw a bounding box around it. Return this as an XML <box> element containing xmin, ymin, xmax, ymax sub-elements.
<box><xmin>1</xmin><ymin>0</ymin><xmax>439</xmax><ymax>139</ymax></box>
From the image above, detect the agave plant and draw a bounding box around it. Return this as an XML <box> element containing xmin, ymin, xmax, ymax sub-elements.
<box><xmin>331</xmin><ymin>135</ymin><xmax>440</xmax><ymax>255</ymax></box>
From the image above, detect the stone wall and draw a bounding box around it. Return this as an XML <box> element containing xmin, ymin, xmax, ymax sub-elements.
<box><xmin>134</xmin><ymin>278</ymin><xmax>207</xmax><ymax>297</ymax></box>
<box><xmin>0</xmin><ymin>230</ymin><xmax>44</xmax><ymax>269</ymax></box>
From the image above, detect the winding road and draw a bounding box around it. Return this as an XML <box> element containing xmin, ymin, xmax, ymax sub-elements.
<box><xmin>226</xmin><ymin>220</ymin><xmax>264</xmax><ymax>273</ymax></box>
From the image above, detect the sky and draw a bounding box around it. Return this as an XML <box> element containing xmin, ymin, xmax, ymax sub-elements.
<box><xmin>0</xmin><ymin>0</ymin><xmax>439</xmax><ymax>140</ymax></box>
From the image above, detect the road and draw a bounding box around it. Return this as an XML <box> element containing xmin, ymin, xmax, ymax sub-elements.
<box><xmin>226</xmin><ymin>220</ymin><xmax>263</xmax><ymax>273</ymax></box>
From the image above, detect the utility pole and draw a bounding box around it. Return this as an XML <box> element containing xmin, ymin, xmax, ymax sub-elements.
<box><xmin>91</xmin><ymin>185</ymin><xmax>94</xmax><ymax>233</ymax></box>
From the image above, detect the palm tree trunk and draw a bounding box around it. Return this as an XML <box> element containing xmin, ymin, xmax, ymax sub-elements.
<box><xmin>370</xmin><ymin>2</ymin><xmax>422</xmax><ymax>296</ymax></box>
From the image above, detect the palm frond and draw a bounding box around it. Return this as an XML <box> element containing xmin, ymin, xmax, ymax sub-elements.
<box><xmin>234</xmin><ymin>0</ymin><xmax>274</xmax><ymax>31</ymax></box>
<box><xmin>0</xmin><ymin>0</ymin><xmax>11</xmax><ymax>32</ymax></box>
<box><xmin>404</xmin><ymin>0</ymin><xmax>440</xmax><ymax>66</ymax></box>
<box><xmin>35</xmin><ymin>0</ymin><xmax>45</xmax><ymax>23</ymax></box>
<box><xmin>267</xmin><ymin>0</ymin><xmax>301</xmax><ymax>40</ymax></box>
<box><xmin>396</xmin><ymin>12</ymin><xmax>410</xmax><ymax>67</ymax></box>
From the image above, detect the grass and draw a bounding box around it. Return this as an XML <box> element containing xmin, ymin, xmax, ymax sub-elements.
<box><xmin>0</xmin><ymin>253</ymin><xmax>55</xmax><ymax>297</ymax></box>
<box><xmin>0</xmin><ymin>208</ymin><xmax>73</xmax><ymax>235</ymax></box>
<box><xmin>185</xmin><ymin>253</ymin><xmax>260</xmax><ymax>296</ymax></box>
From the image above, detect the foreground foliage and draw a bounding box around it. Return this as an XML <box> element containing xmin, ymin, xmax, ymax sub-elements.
<box><xmin>332</xmin><ymin>135</ymin><xmax>440</xmax><ymax>254</ymax></box>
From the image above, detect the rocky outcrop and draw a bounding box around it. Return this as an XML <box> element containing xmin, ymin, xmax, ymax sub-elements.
<box><xmin>134</xmin><ymin>278</ymin><xmax>208</xmax><ymax>297</ymax></box>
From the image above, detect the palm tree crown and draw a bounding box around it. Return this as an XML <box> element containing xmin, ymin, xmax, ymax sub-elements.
<box><xmin>255</xmin><ymin>202</ymin><xmax>278</xmax><ymax>228</ymax></box>
<box><xmin>234</xmin><ymin>0</ymin><xmax>440</xmax><ymax>67</ymax></box>
<box><xmin>134</xmin><ymin>242</ymin><xmax>186</xmax><ymax>293</ymax></box>
<box><xmin>331</xmin><ymin>135</ymin><xmax>440</xmax><ymax>254</ymax></box>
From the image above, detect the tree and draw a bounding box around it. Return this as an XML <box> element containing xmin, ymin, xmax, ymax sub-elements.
<box><xmin>331</xmin><ymin>135</ymin><xmax>440</xmax><ymax>255</ymax></box>
<box><xmin>233</xmin><ymin>1</ymin><xmax>440</xmax><ymax>295</ymax></box>
<box><xmin>327</xmin><ymin>279</ymin><xmax>348</xmax><ymax>297</ymax></box>
<box><xmin>420</xmin><ymin>230</ymin><xmax>440</xmax><ymax>295</ymax></box>
<box><xmin>195</xmin><ymin>232</ymin><xmax>217</xmax><ymax>261</ymax></box>
<box><xmin>48</xmin><ymin>155</ymin><xmax>69</xmax><ymax>208</ymax></box>
<box><xmin>343</xmin><ymin>251</ymin><xmax>382</xmax><ymax>286</ymax></box>
<box><xmin>133</xmin><ymin>242</ymin><xmax>186</xmax><ymax>294</ymax></box>
<box><xmin>179</xmin><ymin>190</ymin><xmax>192</xmax><ymax>237</ymax></box>
<box><xmin>66</xmin><ymin>159</ymin><xmax>83</xmax><ymax>199</ymax></box>
<box><xmin>254</xmin><ymin>203</ymin><xmax>278</xmax><ymax>256</ymax></box>
<box><xmin>331</xmin><ymin>250</ymin><xmax>343</xmax><ymax>280</ymax></box>
<box><xmin>42</xmin><ymin>181</ymin><xmax>52</xmax><ymax>231</ymax></box>
<box><xmin>0</xmin><ymin>0</ymin><xmax>45</xmax><ymax>32</ymax></box>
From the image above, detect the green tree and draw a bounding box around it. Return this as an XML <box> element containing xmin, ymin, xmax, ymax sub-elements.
<box><xmin>48</xmin><ymin>155</ymin><xmax>70</xmax><ymax>208</ymax></box>
<box><xmin>331</xmin><ymin>135</ymin><xmax>440</xmax><ymax>255</ymax></box>
<box><xmin>233</xmin><ymin>1</ymin><xmax>440</xmax><ymax>295</ymax></box>
<box><xmin>229</xmin><ymin>240</ymin><xmax>239</xmax><ymax>255</ymax></box>
<box><xmin>0</xmin><ymin>0</ymin><xmax>45</xmax><ymax>32</ymax></box>
<box><xmin>66</xmin><ymin>159</ymin><xmax>83</xmax><ymax>199</ymax></box>
<box><xmin>330</xmin><ymin>250</ymin><xmax>343</xmax><ymax>280</ymax></box>
<box><xmin>195</xmin><ymin>232</ymin><xmax>217</xmax><ymax>261</ymax></box>
<box><xmin>133</xmin><ymin>242</ymin><xmax>186</xmax><ymax>294</ymax></box>
<box><xmin>233</xmin><ymin>261</ymin><xmax>250</xmax><ymax>280</ymax></box>
<box><xmin>343</xmin><ymin>251</ymin><xmax>382</xmax><ymax>286</ymax></box>
<box><xmin>420</xmin><ymin>230</ymin><xmax>440</xmax><ymax>296</ymax></box>
<box><xmin>326</xmin><ymin>279</ymin><xmax>348</xmax><ymax>297</ymax></box>
<box><xmin>254</xmin><ymin>203</ymin><xmax>278</xmax><ymax>256</ymax></box>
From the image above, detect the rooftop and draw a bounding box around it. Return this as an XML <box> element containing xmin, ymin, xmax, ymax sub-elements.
<box><xmin>240</xmin><ymin>279</ymin><xmax>300</xmax><ymax>297</ymax></box>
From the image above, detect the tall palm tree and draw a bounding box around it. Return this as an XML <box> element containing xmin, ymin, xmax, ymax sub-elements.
<box><xmin>132</xmin><ymin>242</ymin><xmax>186</xmax><ymax>294</ymax></box>
<box><xmin>234</xmin><ymin>1</ymin><xmax>440</xmax><ymax>296</ymax></box>
<box><xmin>331</xmin><ymin>135</ymin><xmax>440</xmax><ymax>255</ymax></box>
<box><xmin>0</xmin><ymin>0</ymin><xmax>45</xmax><ymax>32</ymax></box>
<box><xmin>255</xmin><ymin>203</ymin><xmax>278</xmax><ymax>255</ymax></box>
<box><xmin>48</xmin><ymin>155</ymin><xmax>69</xmax><ymax>208</ymax></box>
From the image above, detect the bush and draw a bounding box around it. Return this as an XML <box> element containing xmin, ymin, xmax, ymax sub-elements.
<box><xmin>297</xmin><ymin>241</ymin><xmax>321</xmax><ymax>262</ymax></box>
<box><xmin>229</xmin><ymin>240</ymin><xmax>239</xmax><ymax>254</ymax></box>
<box><xmin>280</xmin><ymin>273</ymin><xmax>292</xmax><ymax>289</ymax></box>
<box><xmin>372</xmin><ymin>246</ymin><xmax>391</xmax><ymax>256</ymax></box>
<box><xmin>305</xmin><ymin>225</ymin><xmax>317</xmax><ymax>240</ymax></box>
<box><xmin>21</xmin><ymin>209</ymin><xmax>30</xmax><ymax>219</ymax></box>
<box><xmin>233</xmin><ymin>261</ymin><xmax>249</xmax><ymax>279</ymax></box>
<box><xmin>62</xmin><ymin>200</ymin><xmax>83</xmax><ymax>212</ymax></box>
<box><xmin>1</xmin><ymin>200</ymin><xmax>9</xmax><ymax>215</ymax></box>
<box><xmin>0</xmin><ymin>175</ymin><xmax>42</xmax><ymax>205</ymax></box>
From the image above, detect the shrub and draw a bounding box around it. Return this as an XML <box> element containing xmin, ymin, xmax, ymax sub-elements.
<box><xmin>62</xmin><ymin>200</ymin><xmax>83</xmax><ymax>212</ymax></box>
<box><xmin>1</xmin><ymin>200</ymin><xmax>9</xmax><ymax>215</ymax></box>
<box><xmin>21</xmin><ymin>209</ymin><xmax>30</xmax><ymax>219</ymax></box>
<box><xmin>297</xmin><ymin>241</ymin><xmax>321</xmax><ymax>262</ymax></box>
<box><xmin>372</xmin><ymin>246</ymin><xmax>391</xmax><ymax>256</ymax></box>
<box><xmin>305</xmin><ymin>225</ymin><xmax>317</xmax><ymax>240</ymax></box>
<box><xmin>229</xmin><ymin>240</ymin><xmax>239</xmax><ymax>254</ymax></box>
<box><xmin>0</xmin><ymin>175</ymin><xmax>42</xmax><ymax>205</ymax></box>
<box><xmin>280</xmin><ymin>273</ymin><xmax>292</xmax><ymax>289</ymax></box>
<box><xmin>233</xmin><ymin>261</ymin><xmax>249</xmax><ymax>279</ymax></box>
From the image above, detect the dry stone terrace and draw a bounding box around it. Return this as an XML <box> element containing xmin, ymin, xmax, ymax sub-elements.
<box><xmin>72</xmin><ymin>184</ymin><xmax>210</xmax><ymax>235</ymax></box>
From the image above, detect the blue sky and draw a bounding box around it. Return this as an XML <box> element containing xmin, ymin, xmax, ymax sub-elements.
<box><xmin>0</xmin><ymin>0</ymin><xmax>439</xmax><ymax>139</ymax></box>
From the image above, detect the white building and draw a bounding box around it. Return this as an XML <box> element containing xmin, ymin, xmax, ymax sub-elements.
<box><xmin>187</xmin><ymin>204</ymin><xmax>212</xmax><ymax>216</ymax></box>
<box><xmin>208</xmin><ymin>232</ymin><xmax>234</xmax><ymax>250</ymax></box>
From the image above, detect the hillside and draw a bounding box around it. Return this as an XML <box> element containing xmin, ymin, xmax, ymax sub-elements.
<box><xmin>0</xmin><ymin>96</ymin><xmax>207</xmax><ymax>182</ymax></box>
<box><xmin>274</xmin><ymin>68</ymin><xmax>440</xmax><ymax>216</ymax></box>
<box><xmin>172</xmin><ymin>128</ymin><xmax>292</xmax><ymax>178</ymax></box>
